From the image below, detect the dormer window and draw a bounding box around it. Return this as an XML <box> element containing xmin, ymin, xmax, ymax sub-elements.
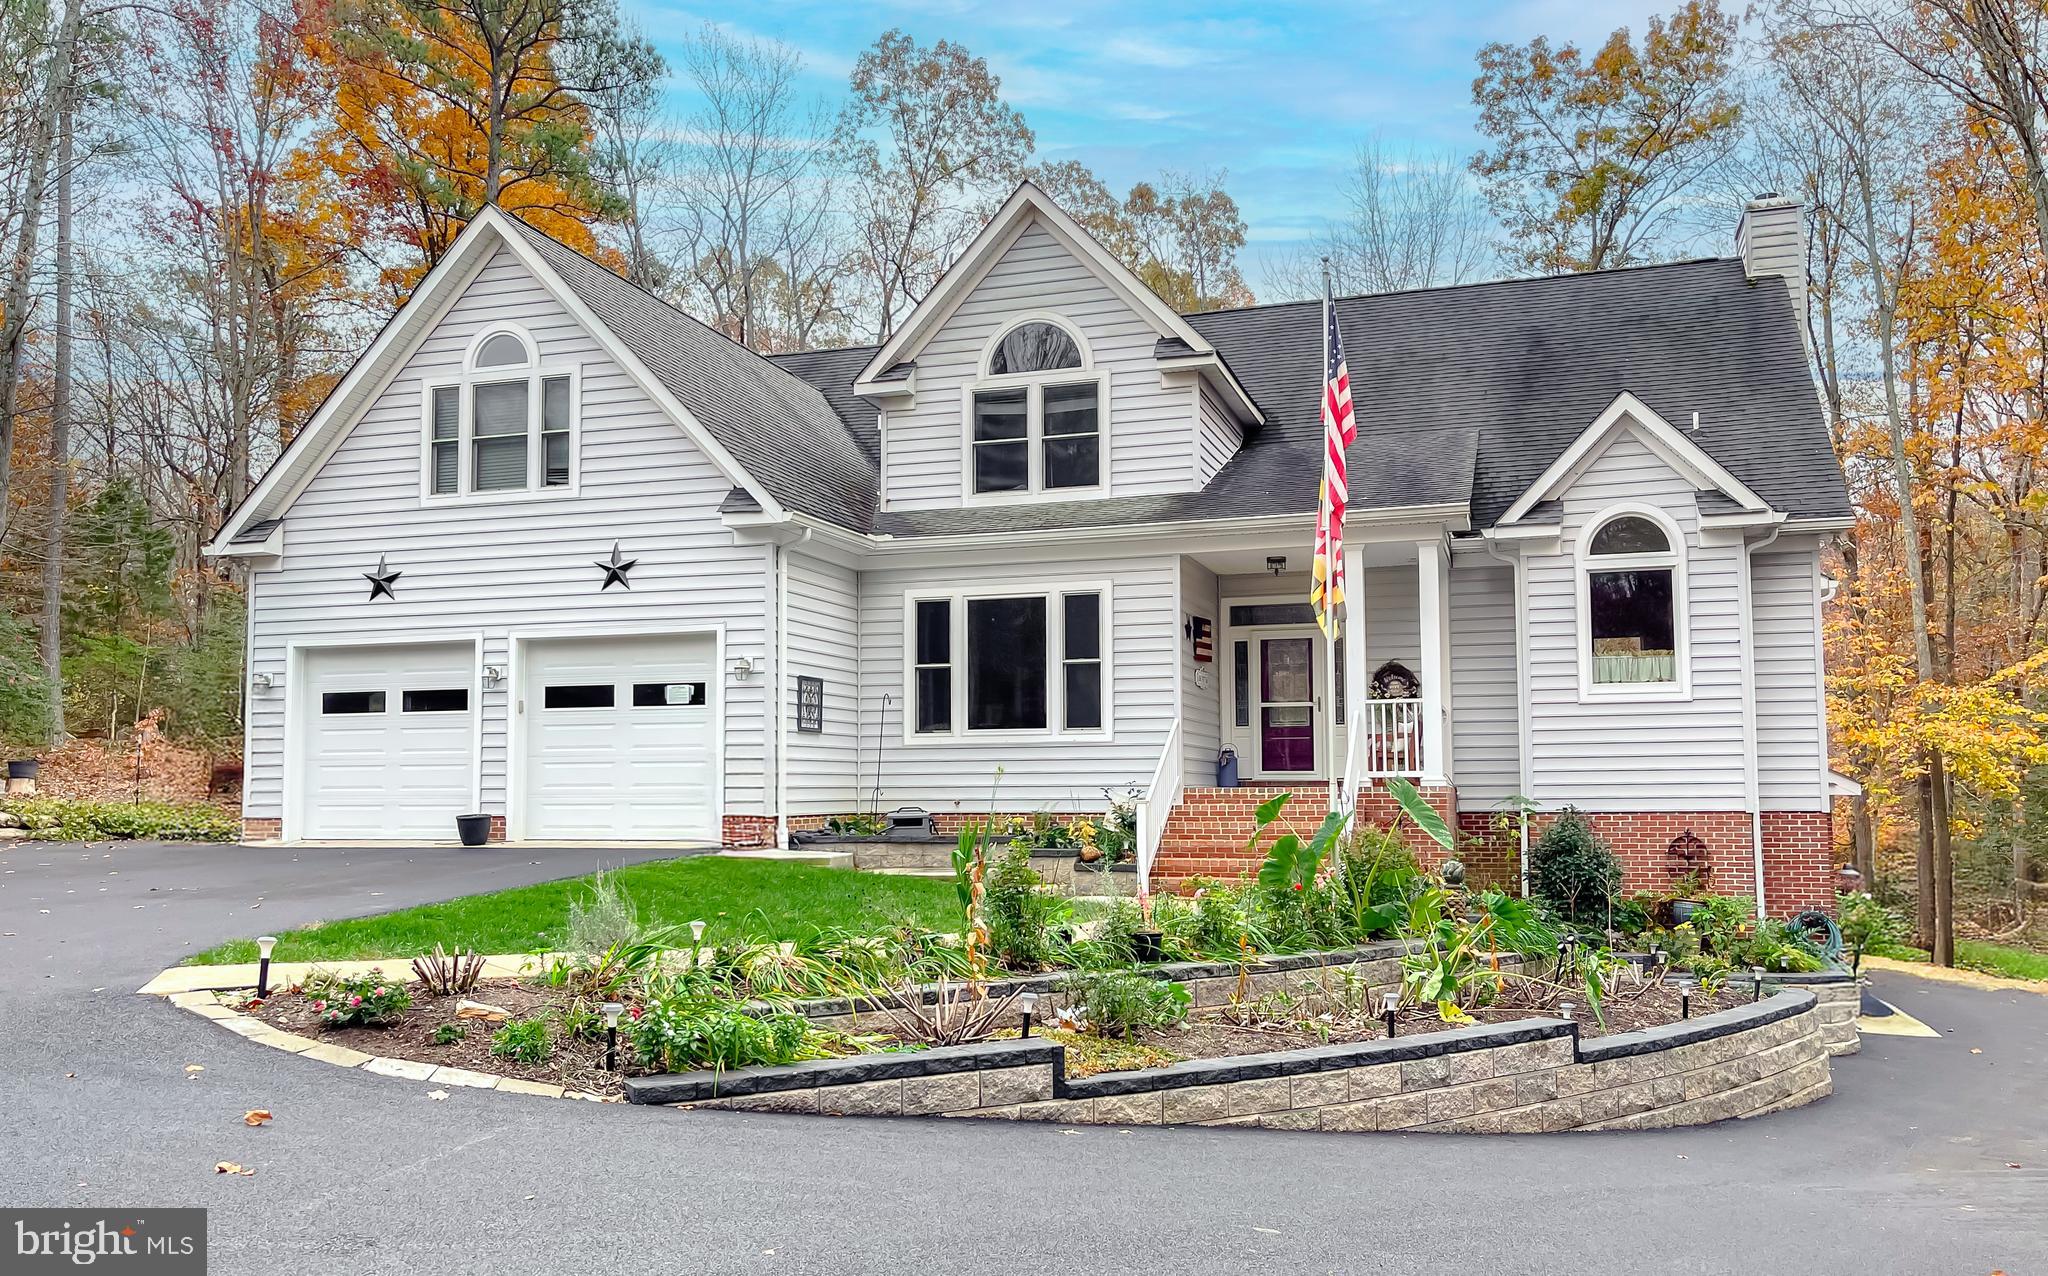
<box><xmin>968</xmin><ymin>317</ymin><xmax>1104</xmax><ymax>500</ymax></box>
<box><xmin>422</xmin><ymin>325</ymin><xmax>578</xmax><ymax>500</ymax></box>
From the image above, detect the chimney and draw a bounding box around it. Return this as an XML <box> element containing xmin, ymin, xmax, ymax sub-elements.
<box><xmin>1736</xmin><ymin>193</ymin><xmax>1806</xmax><ymax>343</ymax></box>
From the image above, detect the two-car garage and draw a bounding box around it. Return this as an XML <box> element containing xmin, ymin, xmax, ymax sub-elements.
<box><xmin>290</xmin><ymin>633</ymin><xmax>719</xmax><ymax>843</ymax></box>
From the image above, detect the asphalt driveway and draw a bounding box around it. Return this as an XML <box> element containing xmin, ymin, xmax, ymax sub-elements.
<box><xmin>1</xmin><ymin>840</ymin><xmax>2042</xmax><ymax>1275</ymax></box>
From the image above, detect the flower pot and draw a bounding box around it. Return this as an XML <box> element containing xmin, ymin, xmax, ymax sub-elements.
<box><xmin>1669</xmin><ymin>899</ymin><xmax>1700</xmax><ymax>925</ymax></box>
<box><xmin>1132</xmin><ymin>929</ymin><xmax>1164</xmax><ymax>964</ymax></box>
<box><xmin>1077</xmin><ymin>844</ymin><xmax>1103</xmax><ymax>863</ymax></box>
<box><xmin>7</xmin><ymin>758</ymin><xmax>38</xmax><ymax>780</ymax></box>
<box><xmin>455</xmin><ymin>813</ymin><xmax>491</xmax><ymax>847</ymax></box>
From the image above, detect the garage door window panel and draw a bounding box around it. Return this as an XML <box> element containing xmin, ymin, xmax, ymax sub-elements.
<box><xmin>423</xmin><ymin>327</ymin><xmax>578</xmax><ymax>500</ymax></box>
<box><xmin>544</xmin><ymin>684</ymin><xmax>616</xmax><ymax>709</ymax></box>
<box><xmin>402</xmin><ymin>688</ymin><xmax>469</xmax><ymax>713</ymax></box>
<box><xmin>322</xmin><ymin>690</ymin><xmax>386</xmax><ymax>714</ymax></box>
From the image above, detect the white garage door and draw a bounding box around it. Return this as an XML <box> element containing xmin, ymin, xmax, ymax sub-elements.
<box><xmin>520</xmin><ymin>634</ymin><xmax>718</xmax><ymax>841</ymax></box>
<box><xmin>300</xmin><ymin>643</ymin><xmax>476</xmax><ymax>840</ymax></box>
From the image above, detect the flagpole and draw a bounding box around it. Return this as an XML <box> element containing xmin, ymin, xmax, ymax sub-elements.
<box><xmin>1321</xmin><ymin>257</ymin><xmax>1344</xmax><ymax>817</ymax></box>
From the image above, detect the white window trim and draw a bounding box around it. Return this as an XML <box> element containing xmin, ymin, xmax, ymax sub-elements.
<box><xmin>900</xmin><ymin>580</ymin><xmax>1115</xmax><ymax>744</ymax></box>
<box><xmin>420</xmin><ymin>323</ymin><xmax>581</xmax><ymax>504</ymax></box>
<box><xmin>1575</xmin><ymin>501</ymin><xmax>1691</xmax><ymax>703</ymax></box>
<box><xmin>961</xmin><ymin>313</ymin><xmax>1109</xmax><ymax>505</ymax></box>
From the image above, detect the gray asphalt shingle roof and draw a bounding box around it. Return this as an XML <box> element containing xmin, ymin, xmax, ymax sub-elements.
<box><xmin>509</xmin><ymin>221</ymin><xmax>881</xmax><ymax>531</ymax></box>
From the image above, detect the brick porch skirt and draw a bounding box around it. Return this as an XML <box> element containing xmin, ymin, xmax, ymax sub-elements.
<box><xmin>1455</xmin><ymin>809</ymin><xmax>1836</xmax><ymax>915</ymax></box>
<box><xmin>1152</xmin><ymin>783</ymin><xmax>1459</xmax><ymax>886</ymax></box>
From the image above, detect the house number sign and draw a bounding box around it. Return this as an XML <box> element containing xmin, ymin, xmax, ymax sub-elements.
<box><xmin>796</xmin><ymin>675</ymin><xmax>825</xmax><ymax>733</ymax></box>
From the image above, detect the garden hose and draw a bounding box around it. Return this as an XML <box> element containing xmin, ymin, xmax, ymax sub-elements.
<box><xmin>1788</xmin><ymin>910</ymin><xmax>1843</xmax><ymax>960</ymax></box>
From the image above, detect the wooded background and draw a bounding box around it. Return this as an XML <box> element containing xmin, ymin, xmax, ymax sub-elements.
<box><xmin>3</xmin><ymin>0</ymin><xmax>2042</xmax><ymax>960</ymax></box>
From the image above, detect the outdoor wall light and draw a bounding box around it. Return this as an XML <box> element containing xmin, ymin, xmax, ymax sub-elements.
<box><xmin>482</xmin><ymin>666</ymin><xmax>504</xmax><ymax>688</ymax></box>
<box><xmin>1382</xmin><ymin>990</ymin><xmax>1399</xmax><ymax>1038</ymax></box>
<box><xmin>1019</xmin><ymin>991</ymin><xmax>1040</xmax><ymax>1039</ymax></box>
<box><xmin>729</xmin><ymin>655</ymin><xmax>759</xmax><ymax>681</ymax></box>
<box><xmin>602</xmin><ymin>1001</ymin><xmax>624</xmax><ymax>1071</ymax></box>
<box><xmin>251</xmin><ymin>671</ymin><xmax>276</xmax><ymax>691</ymax></box>
<box><xmin>1265</xmin><ymin>555</ymin><xmax>1287</xmax><ymax>576</ymax></box>
<box><xmin>255</xmin><ymin>935</ymin><xmax>278</xmax><ymax>999</ymax></box>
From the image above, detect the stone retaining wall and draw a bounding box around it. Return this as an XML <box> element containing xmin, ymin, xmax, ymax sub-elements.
<box><xmin>1752</xmin><ymin>970</ymin><xmax>1859</xmax><ymax>1056</ymax></box>
<box><xmin>628</xmin><ymin>989</ymin><xmax>1830</xmax><ymax>1134</ymax></box>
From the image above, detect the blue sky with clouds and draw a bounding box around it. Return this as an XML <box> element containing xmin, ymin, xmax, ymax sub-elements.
<box><xmin>631</xmin><ymin>1</ymin><xmax>1677</xmax><ymax>291</ymax></box>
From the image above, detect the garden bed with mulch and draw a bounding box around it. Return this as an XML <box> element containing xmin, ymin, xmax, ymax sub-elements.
<box><xmin>248</xmin><ymin>970</ymin><xmax>1751</xmax><ymax>1094</ymax></box>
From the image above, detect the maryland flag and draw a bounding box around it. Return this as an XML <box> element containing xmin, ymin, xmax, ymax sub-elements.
<box><xmin>1309</xmin><ymin>279</ymin><xmax>1356</xmax><ymax>637</ymax></box>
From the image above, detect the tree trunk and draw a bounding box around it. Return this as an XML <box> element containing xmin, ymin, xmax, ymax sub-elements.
<box><xmin>1931</xmin><ymin>752</ymin><xmax>1955</xmax><ymax>967</ymax></box>
<box><xmin>1916</xmin><ymin>774</ymin><xmax>1937</xmax><ymax>949</ymax></box>
<box><xmin>1851</xmin><ymin>790</ymin><xmax>1875</xmax><ymax>884</ymax></box>
<box><xmin>0</xmin><ymin>0</ymin><xmax>83</xmax><ymax>549</ymax></box>
<box><xmin>39</xmin><ymin>90</ymin><xmax>73</xmax><ymax>741</ymax></box>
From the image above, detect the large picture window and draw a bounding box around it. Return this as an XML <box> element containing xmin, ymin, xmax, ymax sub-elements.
<box><xmin>907</xmin><ymin>585</ymin><xmax>1111</xmax><ymax>738</ymax></box>
<box><xmin>968</xmin><ymin>318</ymin><xmax>1103</xmax><ymax>498</ymax></box>
<box><xmin>422</xmin><ymin>325</ymin><xmax>578</xmax><ymax>499</ymax></box>
<box><xmin>1579</xmin><ymin>508</ymin><xmax>1685</xmax><ymax>694</ymax></box>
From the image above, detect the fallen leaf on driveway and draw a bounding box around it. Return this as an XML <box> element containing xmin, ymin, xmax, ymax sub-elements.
<box><xmin>1970</xmin><ymin>1048</ymin><xmax>1983</xmax><ymax>1054</ymax></box>
<box><xmin>184</xmin><ymin>1065</ymin><xmax>204</xmax><ymax>1074</ymax></box>
<box><xmin>2008</xmin><ymin>1163</ymin><xmax>2022</xmax><ymax>1169</ymax></box>
<box><xmin>243</xmin><ymin>1110</ymin><xmax>271</xmax><ymax>1127</ymax></box>
<box><xmin>214</xmin><ymin>1162</ymin><xmax>254</xmax><ymax>1176</ymax></box>
<box><xmin>427</xmin><ymin>1090</ymin><xmax>449</xmax><ymax>1101</ymax></box>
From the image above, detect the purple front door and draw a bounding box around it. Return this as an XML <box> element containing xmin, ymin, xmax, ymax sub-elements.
<box><xmin>1259</xmin><ymin>636</ymin><xmax>1316</xmax><ymax>773</ymax></box>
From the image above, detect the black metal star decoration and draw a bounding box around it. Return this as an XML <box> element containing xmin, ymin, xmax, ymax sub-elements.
<box><xmin>594</xmin><ymin>541</ymin><xmax>637</xmax><ymax>591</ymax></box>
<box><xmin>363</xmin><ymin>554</ymin><xmax>401</xmax><ymax>601</ymax></box>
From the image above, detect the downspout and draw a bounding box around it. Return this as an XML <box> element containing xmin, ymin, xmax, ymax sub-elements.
<box><xmin>773</xmin><ymin>528</ymin><xmax>813</xmax><ymax>851</ymax></box>
<box><xmin>1483</xmin><ymin>534</ymin><xmax>1533</xmax><ymax>897</ymax></box>
<box><xmin>1741</xmin><ymin>524</ymin><xmax>1784</xmax><ymax>916</ymax></box>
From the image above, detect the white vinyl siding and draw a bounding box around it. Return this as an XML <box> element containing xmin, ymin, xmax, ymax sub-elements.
<box><xmin>244</xmin><ymin>245</ymin><xmax>771</xmax><ymax>828</ymax></box>
<box><xmin>784</xmin><ymin>548</ymin><xmax>863</xmax><ymax>816</ymax></box>
<box><xmin>1195</xmin><ymin>383</ymin><xmax>1241</xmax><ymax>485</ymax></box>
<box><xmin>858</xmin><ymin>550</ymin><xmax>1177</xmax><ymax>812</ymax></box>
<box><xmin>884</xmin><ymin>219</ymin><xmax>1200</xmax><ymax>510</ymax></box>
<box><xmin>1449</xmin><ymin>560</ymin><xmax>1520</xmax><ymax>809</ymax></box>
<box><xmin>1753</xmin><ymin>539</ymin><xmax>1829</xmax><ymax>810</ymax></box>
<box><xmin>1522</xmin><ymin>429</ymin><xmax>1748</xmax><ymax>809</ymax></box>
<box><xmin>1180</xmin><ymin>557</ymin><xmax>1221</xmax><ymax>783</ymax></box>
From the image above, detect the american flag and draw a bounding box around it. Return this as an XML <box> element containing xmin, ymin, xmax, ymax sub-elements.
<box><xmin>1309</xmin><ymin>275</ymin><xmax>1356</xmax><ymax>638</ymax></box>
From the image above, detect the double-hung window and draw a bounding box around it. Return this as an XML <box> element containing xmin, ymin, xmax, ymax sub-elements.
<box><xmin>907</xmin><ymin>584</ymin><xmax>1111</xmax><ymax>738</ymax></box>
<box><xmin>423</xmin><ymin>326</ymin><xmax>578</xmax><ymax>499</ymax></box>
<box><xmin>1578</xmin><ymin>507</ymin><xmax>1688</xmax><ymax>697</ymax></box>
<box><xmin>968</xmin><ymin>319</ymin><xmax>1103</xmax><ymax>498</ymax></box>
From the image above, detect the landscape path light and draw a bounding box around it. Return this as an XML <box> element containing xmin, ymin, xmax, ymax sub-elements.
<box><xmin>1019</xmin><ymin>991</ymin><xmax>1039</xmax><ymax>1039</ymax></box>
<box><xmin>602</xmin><ymin>1001</ymin><xmax>624</xmax><ymax>1071</ymax></box>
<box><xmin>690</xmin><ymin>919</ymin><xmax>707</xmax><ymax>968</ymax></box>
<box><xmin>255</xmin><ymin>936</ymin><xmax>278</xmax><ymax>1000</ymax></box>
<box><xmin>1382</xmin><ymin>990</ymin><xmax>1399</xmax><ymax>1038</ymax></box>
<box><xmin>1751</xmin><ymin>966</ymin><xmax>1766</xmax><ymax>1003</ymax></box>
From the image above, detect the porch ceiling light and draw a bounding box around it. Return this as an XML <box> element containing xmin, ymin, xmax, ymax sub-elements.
<box><xmin>1265</xmin><ymin>555</ymin><xmax>1287</xmax><ymax>576</ymax></box>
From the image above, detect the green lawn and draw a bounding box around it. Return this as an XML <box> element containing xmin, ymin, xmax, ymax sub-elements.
<box><xmin>1870</xmin><ymin>938</ymin><xmax>2048</xmax><ymax>983</ymax></box>
<box><xmin>188</xmin><ymin>856</ymin><xmax>960</xmax><ymax>965</ymax></box>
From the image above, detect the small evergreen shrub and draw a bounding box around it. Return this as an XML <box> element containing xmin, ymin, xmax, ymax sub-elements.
<box><xmin>489</xmin><ymin>1017</ymin><xmax>554</xmax><ymax>1065</ymax></box>
<box><xmin>3</xmin><ymin>798</ymin><xmax>237</xmax><ymax>842</ymax></box>
<box><xmin>1529</xmin><ymin>808</ymin><xmax>1620</xmax><ymax>922</ymax></box>
<box><xmin>1059</xmin><ymin>970</ymin><xmax>1192</xmax><ymax>1038</ymax></box>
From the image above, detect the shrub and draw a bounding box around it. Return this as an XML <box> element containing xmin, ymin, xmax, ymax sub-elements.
<box><xmin>1529</xmin><ymin>809</ymin><xmax>1620</xmax><ymax>922</ymax></box>
<box><xmin>490</xmin><ymin>1017</ymin><xmax>553</xmax><ymax>1065</ymax></box>
<box><xmin>1088</xmin><ymin>898</ymin><xmax>1144</xmax><ymax>966</ymax></box>
<box><xmin>984</xmin><ymin>843</ymin><xmax>1071</xmax><ymax>970</ymax></box>
<box><xmin>431</xmin><ymin>1022</ymin><xmax>466</xmax><ymax>1046</ymax></box>
<box><xmin>627</xmin><ymin>999</ymin><xmax>811</xmax><ymax>1073</ymax></box>
<box><xmin>305</xmin><ymin>969</ymin><xmax>410</xmax><ymax>1028</ymax></box>
<box><xmin>1837</xmin><ymin>891</ymin><xmax>1905</xmax><ymax>958</ymax></box>
<box><xmin>0</xmin><ymin>612</ymin><xmax>52</xmax><ymax>747</ymax></box>
<box><xmin>3</xmin><ymin>797</ymin><xmax>237</xmax><ymax>842</ymax></box>
<box><xmin>564</xmin><ymin>868</ymin><xmax>643</xmax><ymax>956</ymax></box>
<box><xmin>1060</xmin><ymin>970</ymin><xmax>1191</xmax><ymax>1038</ymax></box>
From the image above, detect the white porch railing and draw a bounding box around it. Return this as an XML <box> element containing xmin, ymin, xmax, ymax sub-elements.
<box><xmin>1133</xmin><ymin>720</ymin><xmax>1183</xmax><ymax>900</ymax></box>
<box><xmin>1351</xmin><ymin>697</ymin><xmax>1425</xmax><ymax>780</ymax></box>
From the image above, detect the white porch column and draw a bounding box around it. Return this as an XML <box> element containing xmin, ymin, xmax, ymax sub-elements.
<box><xmin>1341</xmin><ymin>542</ymin><xmax>1368</xmax><ymax>805</ymax></box>
<box><xmin>1417</xmin><ymin>537</ymin><xmax>1450</xmax><ymax>787</ymax></box>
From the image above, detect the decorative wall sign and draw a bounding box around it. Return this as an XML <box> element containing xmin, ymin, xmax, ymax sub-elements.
<box><xmin>363</xmin><ymin>555</ymin><xmax>401</xmax><ymax>601</ymax></box>
<box><xmin>594</xmin><ymin>541</ymin><xmax>637</xmax><ymax>591</ymax></box>
<box><xmin>795</xmin><ymin>675</ymin><xmax>825</xmax><ymax>733</ymax></box>
<box><xmin>1187</xmin><ymin>615</ymin><xmax>1213</xmax><ymax>663</ymax></box>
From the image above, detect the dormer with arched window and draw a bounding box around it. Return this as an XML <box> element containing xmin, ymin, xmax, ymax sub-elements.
<box><xmin>420</xmin><ymin>322</ymin><xmax>579</xmax><ymax>500</ymax></box>
<box><xmin>965</xmin><ymin>314</ymin><xmax>1106</xmax><ymax>502</ymax></box>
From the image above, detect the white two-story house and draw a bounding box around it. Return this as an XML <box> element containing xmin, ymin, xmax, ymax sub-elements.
<box><xmin>206</xmin><ymin>183</ymin><xmax>1853</xmax><ymax>915</ymax></box>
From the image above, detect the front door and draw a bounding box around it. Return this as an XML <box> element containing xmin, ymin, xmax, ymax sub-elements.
<box><xmin>1256</xmin><ymin>633</ymin><xmax>1321</xmax><ymax>776</ymax></box>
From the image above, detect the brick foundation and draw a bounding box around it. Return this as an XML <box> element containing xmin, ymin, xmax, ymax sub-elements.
<box><xmin>1456</xmin><ymin>808</ymin><xmax>1835</xmax><ymax>916</ymax></box>
<box><xmin>242</xmin><ymin>817</ymin><xmax>281</xmax><ymax>842</ymax></box>
<box><xmin>722</xmin><ymin>814</ymin><xmax>779</xmax><ymax>848</ymax></box>
<box><xmin>1153</xmin><ymin>783</ymin><xmax>1457</xmax><ymax>887</ymax></box>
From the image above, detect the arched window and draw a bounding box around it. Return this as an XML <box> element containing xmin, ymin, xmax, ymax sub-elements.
<box><xmin>970</xmin><ymin>317</ymin><xmax>1102</xmax><ymax>498</ymax></box>
<box><xmin>1579</xmin><ymin>508</ymin><xmax>1686</xmax><ymax>693</ymax></box>
<box><xmin>422</xmin><ymin>326</ymin><xmax>576</xmax><ymax>499</ymax></box>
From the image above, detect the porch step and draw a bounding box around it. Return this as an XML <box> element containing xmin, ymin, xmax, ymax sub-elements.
<box><xmin>1153</xmin><ymin>782</ymin><xmax>1453</xmax><ymax>889</ymax></box>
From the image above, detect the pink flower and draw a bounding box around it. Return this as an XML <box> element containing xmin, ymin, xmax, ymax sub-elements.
<box><xmin>312</xmin><ymin>1000</ymin><xmax>326</xmax><ymax>1012</ymax></box>
<box><xmin>372</xmin><ymin>987</ymin><xmax>385</xmax><ymax>996</ymax></box>
<box><xmin>349</xmin><ymin>994</ymin><xmax>363</xmax><ymax>1006</ymax></box>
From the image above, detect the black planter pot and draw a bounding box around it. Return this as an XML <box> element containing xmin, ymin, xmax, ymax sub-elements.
<box><xmin>1669</xmin><ymin>899</ymin><xmax>1700</xmax><ymax>925</ymax></box>
<box><xmin>1132</xmin><ymin>929</ymin><xmax>1164</xmax><ymax>964</ymax></box>
<box><xmin>455</xmin><ymin>813</ymin><xmax>491</xmax><ymax>847</ymax></box>
<box><xmin>7</xmin><ymin>759</ymin><xmax>38</xmax><ymax>780</ymax></box>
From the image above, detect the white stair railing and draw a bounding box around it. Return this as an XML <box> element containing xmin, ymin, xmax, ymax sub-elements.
<box><xmin>1133</xmin><ymin>720</ymin><xmax>1184</xmax><ymax>901</ymax></box>
<box><xmin>1353</xmin><ymin>698</ymin><xmax>1424</xmax><ymax>779</ymax></box>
